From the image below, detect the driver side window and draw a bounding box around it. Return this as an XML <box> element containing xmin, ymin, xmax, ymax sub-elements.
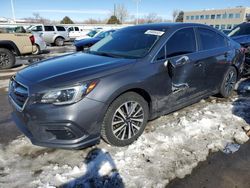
<box><xmin>155</xmin><ymin>28</ymin><xmax>196</xmax><ymax>61</ymax></box>
<box><xmin>166</xmin><ymin>28</ymin><xmax>196</xmax><ymax>58</ymax></box>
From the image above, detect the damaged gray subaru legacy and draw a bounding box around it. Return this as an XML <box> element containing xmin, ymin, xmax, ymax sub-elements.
<box><xmin>9</xmin><ymin>23</ymin><xmax>245</xmax><ymax>149</ymax></box>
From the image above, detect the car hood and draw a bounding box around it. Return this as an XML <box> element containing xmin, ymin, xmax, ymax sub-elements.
<box><xmin>16</xmin><ymin>52</ymin><xmax>135</xmax><ymax>90</ymax></box>
<box><xmin>74</xmin><ymin>38</ymin><xmax>100</xmax><ymax>47</ymax></box>
<box><xmin>231</xmin><ymin>35</ymin><xmax>250</xmax><ymax>46</ymax></box>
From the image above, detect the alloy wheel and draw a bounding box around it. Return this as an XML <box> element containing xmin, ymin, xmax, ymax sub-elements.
<box><xmin>0</xmin><ymin>52</ymin><xmax>10</xmax><ymax>67</ymax></box>
<box><xmin>111</xmin><ymin>101</ymin><xmax>144</xmax><ymax>140</ymax></box>
<box><xmin>224</xmin><ymin>70</ymin><xmax>237</xmax><ymax>95</ymax></box>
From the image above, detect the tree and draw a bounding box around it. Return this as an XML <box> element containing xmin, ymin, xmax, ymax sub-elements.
<box><xmin>107</xmin><ymin>15</ymin><xmax>120</xmax><ymax>24</ymax></box>
<box><xmin>175</xmin><ymin>11</ymin><xmax>184</xmax><ymax>22</ymax></box>
<box><xmin>60</xmin><ymin>16</ymin><xmax>74</xmax><ymax>24</ymax></box>
<box><xmin>116</xmin><ymin>4</ymin><xmax>129</xmax><ymax>24</ymax></box>
<box><xmin>172</xmin><ymin>9</ymin><xmax>180</xmax><ymax>22</ymax></box>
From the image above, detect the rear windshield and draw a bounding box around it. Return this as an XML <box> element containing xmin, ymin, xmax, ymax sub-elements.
<box><xmin>228</xmin><ymin>24</ymin><xmax>250</xmax><ymax>37</ymax></box>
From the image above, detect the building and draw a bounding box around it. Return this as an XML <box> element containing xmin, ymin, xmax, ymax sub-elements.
<box><xmin>183</xmin><ymin>7</ymin><xmax>250</xmax><ymax>30</ymax></box>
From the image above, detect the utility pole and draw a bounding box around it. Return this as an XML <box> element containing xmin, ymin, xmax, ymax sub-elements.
<box><xmin>10</xmin><ymin>0</ymin><xmax>16</xmax><ymax>22</ymax></box>
<box><xmin>114</xmin><ymin>4</ymin><xmax>116</xmax><ymax>16</ymax></box>
<box><xmin>134</xmin><ymin>0</ymin><xmax>141</xmax><ymax>25</ymax></box>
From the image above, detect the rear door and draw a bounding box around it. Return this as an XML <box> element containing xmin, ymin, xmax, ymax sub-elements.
<box><xmin>196</xmin><ymin>27</ymin><xmax>230</xmax><ymax>91</ymax></box>
<box><xmin>56</xmin><ymin>26</ymin><xmax>68</xmax><ymax>40</ymax></box>
<box><xmin>43</xmin><ymin>26</ymin><xmax>56</xmax><ymax>43</ymax></box>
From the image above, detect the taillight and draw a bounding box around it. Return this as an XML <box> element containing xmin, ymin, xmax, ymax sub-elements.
<box><xmin>29</xmin><ymin>35</ymin><xmax>35</xmax><ymax>45</ymax></box>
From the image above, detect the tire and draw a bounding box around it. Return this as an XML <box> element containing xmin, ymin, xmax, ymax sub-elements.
<box><xmin>219</xmin><ymin>66</ymin><xmax>237</xmax><ymax>98</ymax></box>
<box><xmin>101</xmin><ymin>92</ymin><xmax>149</xmax><ymax>146</ymax></box>
<box><xmin>32</xmin><ymin>44</ymin><xmax>40</xmax><ymax>55</ymax></box>
<box><xmin>0</xmin><ymin>48</ymin><xmax>15</xmax><ymax>69</ymax></box>
<box><xmin>54</xmin><ymin>37</ymin><xmax>64</xmax><ymax>46</ymax></box>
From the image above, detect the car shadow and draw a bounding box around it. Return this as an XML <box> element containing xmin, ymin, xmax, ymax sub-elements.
<box><xmin>232</xmin><ymin>77</ymin><xmax>250</xmax><ymax>125</ymax></box>
<box><xmin>59</xmin><ymin>148</ymin><xmax>124</xmax><ymax>188</ymax></box>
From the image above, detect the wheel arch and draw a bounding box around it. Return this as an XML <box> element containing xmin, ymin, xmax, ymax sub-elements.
<box><xmin>0</xmin><ymin>41</ymin><xmax>20</xmax><ymax>56</ymax></box>
<box><xmin>106</xmin><ymin>87</ymin><xmax>153</xmax><ymax>119</ymax></box>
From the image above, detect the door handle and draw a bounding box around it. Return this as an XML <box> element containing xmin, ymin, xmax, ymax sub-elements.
<box><xmin>176</xmin><ymin>56</ymin><xmax>190</xmax><ymax>66</ymax></box>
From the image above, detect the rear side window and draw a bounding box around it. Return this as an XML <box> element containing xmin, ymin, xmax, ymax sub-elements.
<box><xmin>166</xmin><ymin>28</ymin><xmax>196</xmax><ymax>58</ymax></box>
<box><xmin>197</xmin><ymin>28</ymin><xmax>227</xmax><ymax>50</ymax></box>
<box><xmin>44</xmin><ymin>26</ymin><xmax>55</xmax><ymax>31</ymax></box>
<box><xmin>74</xmin><ymin>27</ymin><xmax>79</xmax><ymax>31</ymax></box>
<box><xmin>228</xmin><ymin>24</ymin><xmax>250</xmax><ymax>37</ymax></box>
<box><xmin>56</xmin><ymin>26</ymin><xmax>66</xmax><ymax>31</ymax></box>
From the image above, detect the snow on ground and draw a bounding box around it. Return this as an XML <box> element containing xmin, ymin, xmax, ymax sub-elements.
<box><xmin>0</xmin><ymin>80</ymin><xmax>250</xmax><ymax>188</ymax></box>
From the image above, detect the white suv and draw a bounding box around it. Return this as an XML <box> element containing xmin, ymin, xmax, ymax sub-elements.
<box><xmin>28</xmin><ymin>25</ymin><xmax>70</xmax><ymax>46</ymax></box>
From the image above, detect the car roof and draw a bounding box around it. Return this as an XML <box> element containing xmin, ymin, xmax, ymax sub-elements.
<box><xmin>122</xmin><ymin>22</ymin><xmax>211</xmax><ymax>31</ymax></box>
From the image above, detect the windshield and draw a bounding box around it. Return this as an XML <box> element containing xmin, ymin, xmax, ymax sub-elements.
<box><xmin>89</xmin><ymin>28</ymin><xmax>165</xmax><ymax>58</ymax></box>
<box><xmin>95</xmin><ymin>31</ymin><xmax>106</xmax><ymax>38</ymax></box>
<box><xmin>228</xmin><ymin>24</ymin><xmax>250</xmax><ymax>37</ymax></box>
<box><xmin>87</xmin><ymin>30</ymin><xmax>98</xmax><ymax>37</ymax></box>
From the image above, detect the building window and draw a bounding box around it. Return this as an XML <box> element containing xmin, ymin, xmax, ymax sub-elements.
<box><xmin>235</xmin><ymin>13</ymin><xmax>240</xmax><ymax>18</ymax></box>
<box><xmin>186</xmin><ymin>16</ymin><xmax>190</xmax><ymax>20</ymax></box>
<box><xmin>211</xmin><ymin>15</ymin><xmax>215</xmax><ymax>19</ymax></box>
<box><xmin>215</xmin><ymin>25</ymin><xmax>220</xmax><ymax>29</ymax></box>
<box><xmin>205</xmin><ymin>15</ymin><xmax>210</xmax><ymax>19</ymax></box>
<box><xmin>200</xmin><ymin>15</ymin><xmax>204</xmax><ymax>19</ymax></box>
<box><xmin>195</xmin><ymin>15</ymin><xmax>199</xmax><ymax>20</ymax></box>
<box><xmin>221</xmin><ymin>25</ymin><xmax>226</xmax><ymax>29</ymax></box>
<box><xmin>216</xmin><ymin>14</ymin><xmax>221</xmax><ymax>19</ymax></box>
<box><xmin>229</xmin><ymin>13</ymin><xmax>234</xmax><ymax>19</ymax></box>
<box><xmin>227</xmin><ymin>24</ymin><xmax>232</xmax><ymax>29</ymax></box>
<box><xmin>222</xmin><ymin>13</ymin><xmax>227</xmax><ymax>19</ymax></box>
<box><xmin>191</xmin><ymin>16</ymin><xmax>194</xmax><ymax>20</ymax></box>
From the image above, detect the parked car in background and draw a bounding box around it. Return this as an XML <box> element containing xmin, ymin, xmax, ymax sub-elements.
<box><xmin>67</xmin><ymin>26</ymin><xmax>88</xmax><ymax>40</ymax></box>
<box><xmin>0</xmin><ymin>26</ymin><xmax>46</xmax><ymax>55</ymax></box>
<box><xmin>0</xmin><ymin>31</ymin><xmax>35</xmax><ymax>69</ymax></box>
<box><xmin>74</xmin><ymin>28</ymin><xmax>103</xmax><ymax>41</ymax></box>
<box><xmin>32</xmin><ymin>33</ymin><xmax>47</xmax><ymax>55</ymax></box>
<box><xmin>74</xmin><ymin>29</ymin><xmax>116</xmax><ymax>51</ymax></box>
<box><xmin>9</xmin><ymin>23</ymin><xmax>245</xmax><ymax>149</ymax></box>
<box><xmin>228</xmin><ymin>22</ymin><xmax>250</xmax><ymax>75</ymax></box>
<box><xmin>27</xmin><ymin>25</ymin><xmax>70</xmax><ymax>46</ymax></box>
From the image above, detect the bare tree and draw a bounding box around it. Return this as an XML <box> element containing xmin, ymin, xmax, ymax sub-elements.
<box><xmin>172</xmin><ymin>9</ymin><xmax>180</xmax><ymax>22</ymax></box>
<box><xmin>116</xmin><ymin>4</ymin><xmax>129</xmax><ymax>24</ymax></box>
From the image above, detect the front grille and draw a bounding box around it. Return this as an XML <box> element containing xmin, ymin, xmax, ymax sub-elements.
<box><xmin>9</xmin><ymin>78</ymin><xmax>29</xmax><ymax>110</ymax></box>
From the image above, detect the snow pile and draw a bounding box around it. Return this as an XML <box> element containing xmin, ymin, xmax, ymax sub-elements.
<box><xmin>0</xmin><ymin>96</ymin><xmax>249</xmax><ymax>188</ymax></box>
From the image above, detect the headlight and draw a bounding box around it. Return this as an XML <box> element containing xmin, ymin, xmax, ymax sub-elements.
<box><xmin>38</xmin><ymin>81</ymin><xmax>98</xmax><ymax>105</ymax></box>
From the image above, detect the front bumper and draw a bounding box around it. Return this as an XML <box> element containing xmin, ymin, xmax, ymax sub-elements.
<box><xmin>10</xmin><ymin>96</ymin><xmax>107</xmax><ymax>149</ymax></box>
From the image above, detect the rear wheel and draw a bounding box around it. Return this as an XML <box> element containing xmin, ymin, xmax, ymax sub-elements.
<box><xmin>219</xmin><ymin>66</ymin><xmax>237</xmax><ymax>98</ymax></box>
<box><xmin>0</xmin><ymin>48</ymin><xmax>15</xmax><ymax>69</ymax></box>
<box><xmin>54</xmin><ymin>37</ymin><xmax>64</xmax><ymax>46</ymax></box>
<box><xmin>101</xmin><ymin>92</ymin><xmax>149</xmax><ymax>146</ymax></box>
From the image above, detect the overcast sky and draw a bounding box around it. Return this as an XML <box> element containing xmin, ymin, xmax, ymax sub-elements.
<box><xmin>1</xmin><ymin>0</ymin><xmax>250</xmax><ymax>21</ymax></box>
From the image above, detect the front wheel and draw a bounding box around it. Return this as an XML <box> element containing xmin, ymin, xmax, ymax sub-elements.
<box><xmin>219</xmin><ymin>66</ymin><xmax>237</xmax><ymax>98</ymax></box>
<box><xmin>0</xmin><ymin>48</ymin><xmax>15</xmax><ymax>69</ymax></box>
<box><xmin>101</xmin><ymin>92</ymin><xmax>149</xmax><ymax>146</ymax></box>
